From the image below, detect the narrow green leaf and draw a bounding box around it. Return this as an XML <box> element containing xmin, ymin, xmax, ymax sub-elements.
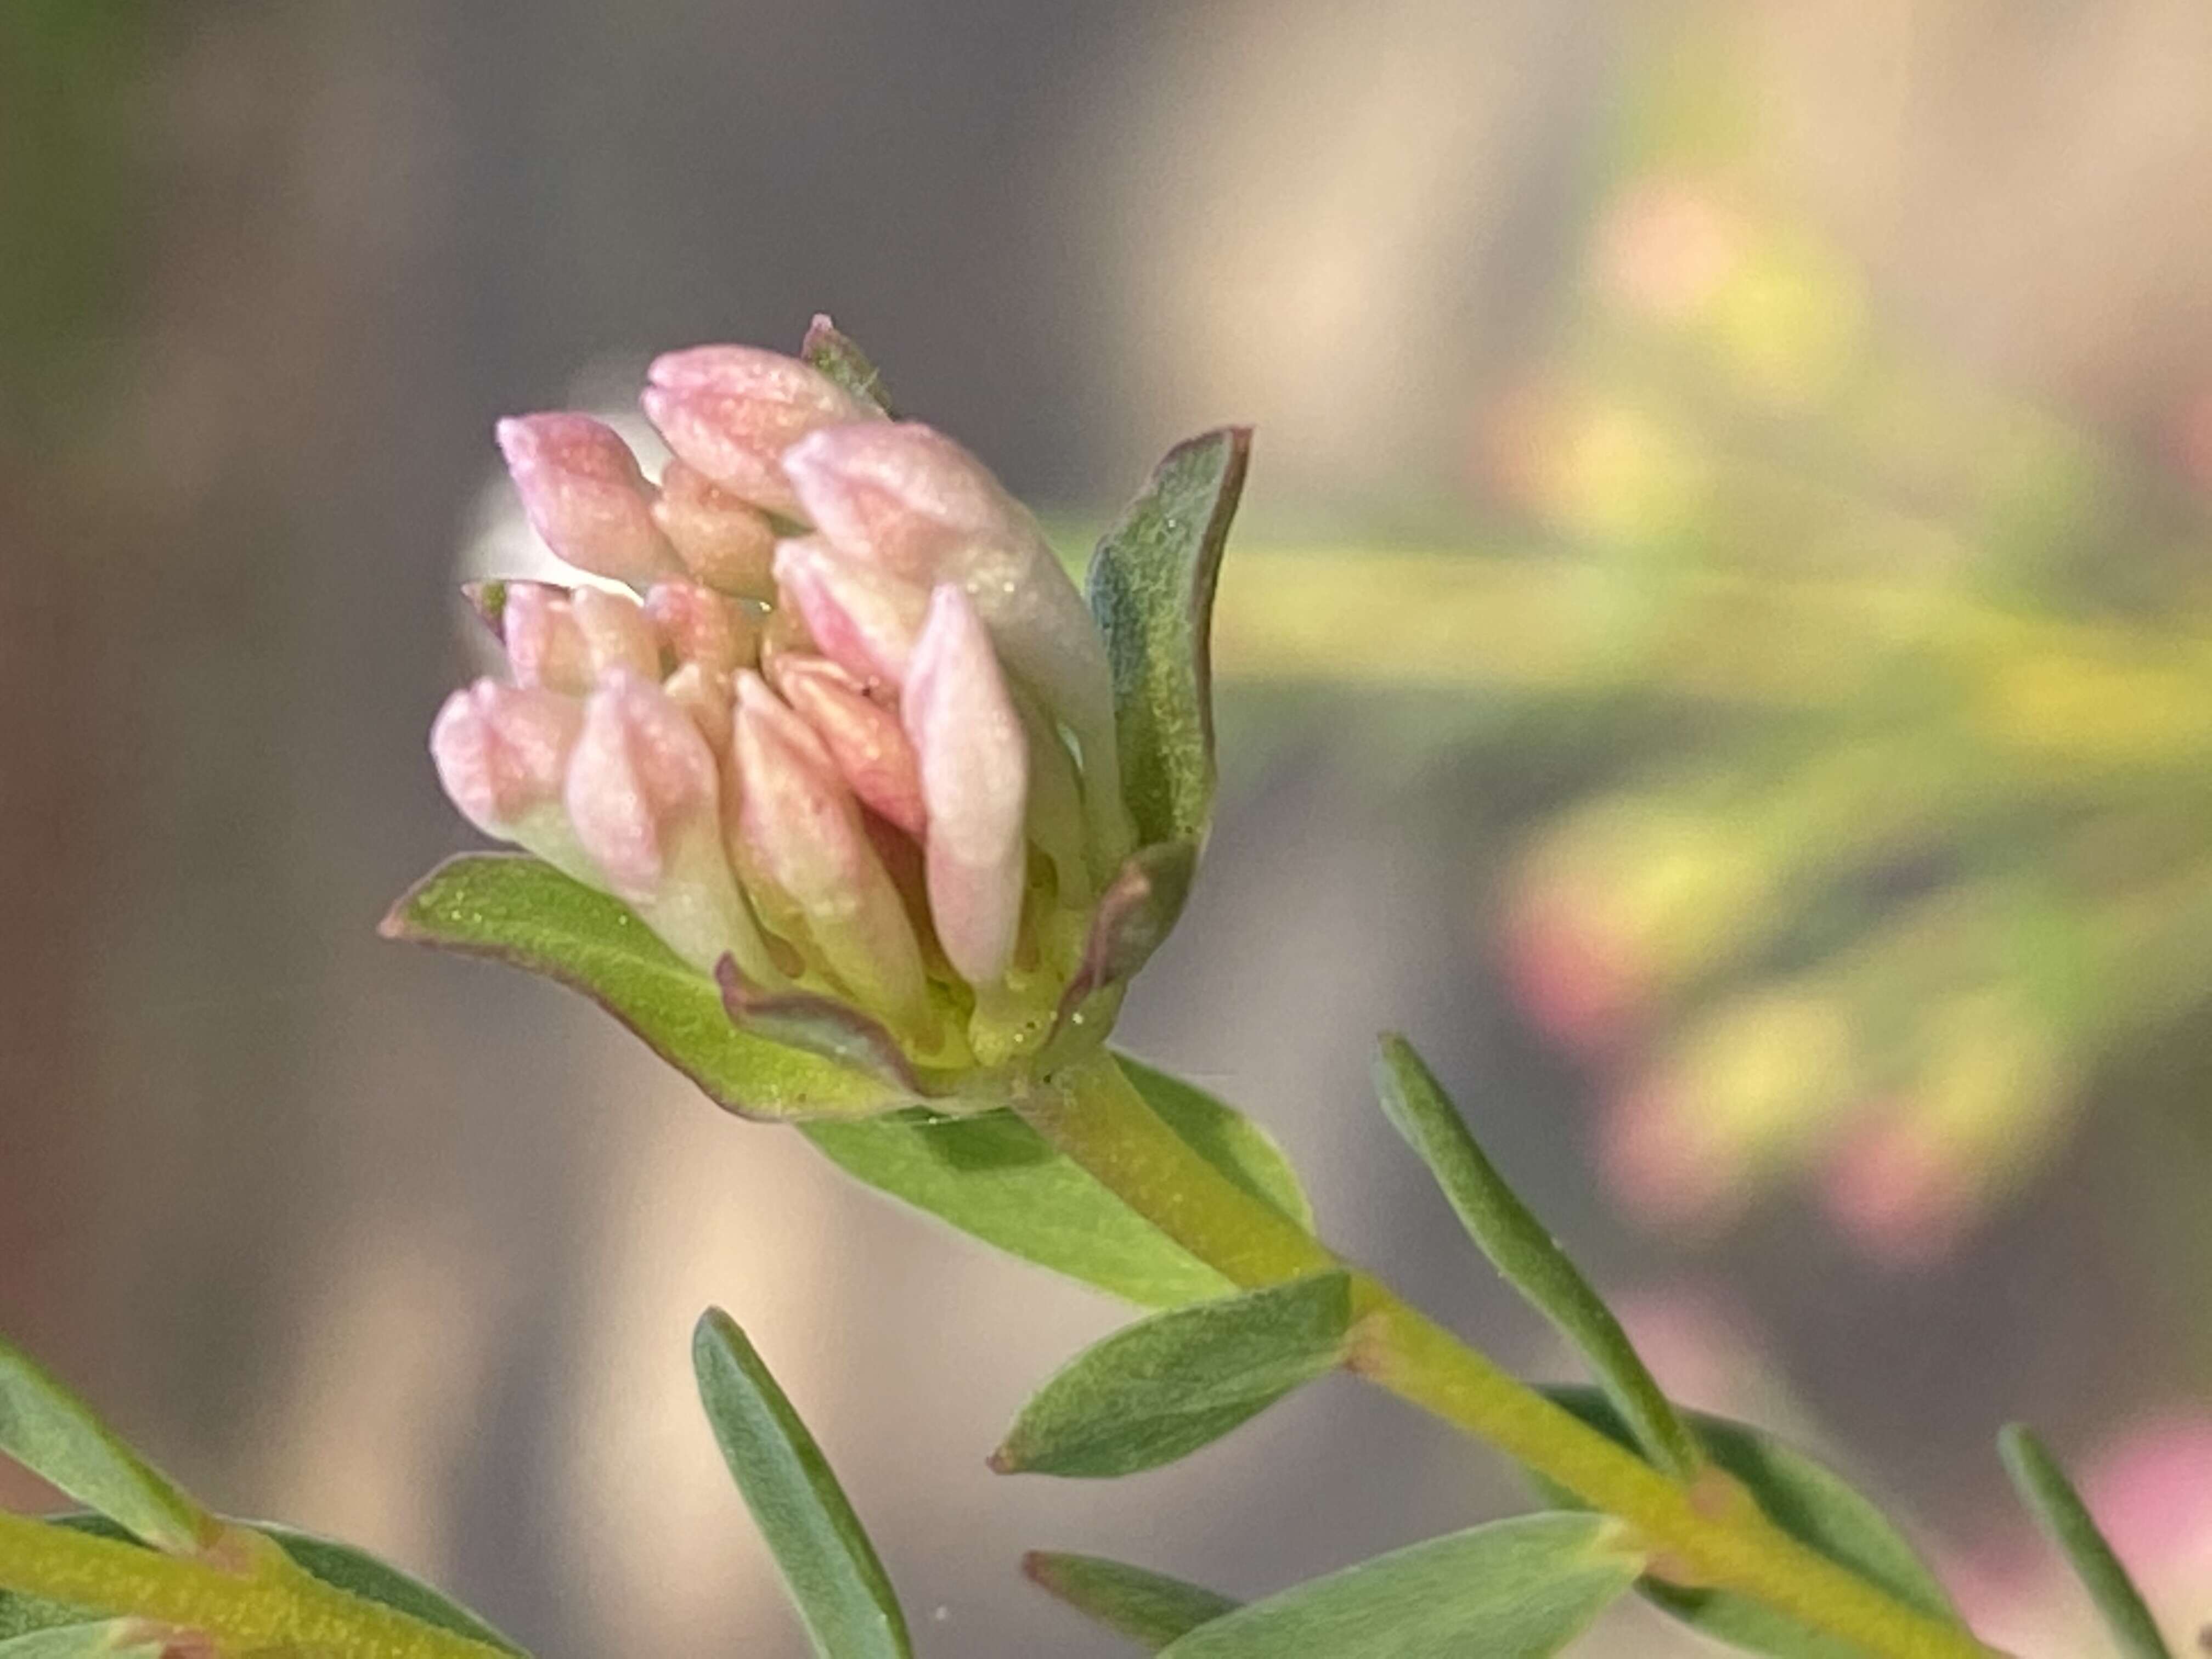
<box><xmin>0</xmin><ymin>1336</ymin><xmax>211</xmax><ymax>1555</ymax></box>
<box><xmin>1540</xmin><ymin>1389</ymin><xmax>1962</xmax><ymax>1657</ymax></box>
<box><xmin>1999</xmin><ymin>1423</ymin><xmax>2172</xmax><ymax>1659</ymax></box>
<box><xmin>0</xmin><ymin>1588</ymin><xmax>95</xmax><ymax>1647</ymax></box>
<box><xmin>1023</xmin><ymin>1552</ymin><xmax>1240</xmax><ymax>1651</ymax></box>
<box><xmin>802</xmin><ymin>1053</ymin><xmax>1310</xmax><ymax>1307</ymax></box>
<box><xmin>382</xmin><ymin>854</ymin><xmax>914</xmax><ymax>1122</ymax></box>
<box><xmin>991</xmin><ymin>1272</ymin><xmax>1351</xmax><ymax>1478</ymax></box>
<box><xmin>0</xmin><ymin>1623</ymin><xmax>163</xmax><ymax>1658</ymax></box>
<box><xmin>800</xmin><ymin>314</ymin><xmax>896</xmax><ymax>416</ymax></box>
<box><xmin>257</xmin><ymin>1525</ymin><xmax>527</xmax><ymax>1654</ymax></box>
<box><xmin>692</xmin><ymin>1310</ymin><xmax>910</xmax><ymax>1659</ymax></box>
<box><xmin>1373</xmin><ymin>1035</ymin><xmax>1699</xmax><ymax>1480</ymax></box>
<box><xmin>1087</xmin><ymin>427</ymin><xmax>1251</xmax><ymax>849</ymax></box>
<box><xmin>1156</xmin><ymin>1513</ymin><xmax>1642</xmax><ymax>1658</ymax></box>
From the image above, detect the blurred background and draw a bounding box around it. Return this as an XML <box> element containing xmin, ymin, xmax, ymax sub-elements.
<box><xmin>8</xmin><ymin>2</ymin><xmax>2212</xmax><ymax>1652</ymax></box>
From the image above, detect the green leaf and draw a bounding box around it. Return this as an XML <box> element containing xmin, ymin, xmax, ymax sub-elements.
<box><xmin>1372</xmin><ymin>1035</ymin><xmax>1699</xmax><ymax>1480</ymax></box>
<box><xmin>692</xmin><ymin>1310</ymin><xmax>910</xmax><ymax>1659</ymax></box>
<box><xmin>0</xmin><ymin>1624</ymin><xmax>163</xmax><ymax>1658</ymax></box>
<box><xmin>1999</xmin><ymin>1423</ymin><xmax>2172</xmax><ymax>1659</ymax></box>
<box><xmin>1022</xmin><ymin>1552</ymin><xmax>1240</xmax><ymax>1651</ymax></box>
<box><xmin>382</xmin><ymin>854</ymin><xmax>914</xmax><ymax>1122</ymax></box>
<box><xmin>1087</xmin><ymin>427</ymin><xmax>1251</xmax><ymax>849</ymax></box>
<box><xmin>990</xmin><ymin>1271</ymin><xmax>1352</xmax><ymax>1478</ymax></box>
<box><xmin>1155</xmin><ymin>1513</ymin><xmax>1642</xmax><ymax>1658</ymax></box>
<box><xmin>0</xmin><ymin>1335</ymin><xmax>211</xmax><ymax>1555</ymax></box>
<box><xmin>802</xmin><ymin>1053</ymin><xmax>1311</xmax><ymax>1307</ymax></box>
<box><xmin>258</xmin><ymin>1525</ymin><xmax>527</xmax><ymax>1654</ymax></box>
<box><xmin>1540</xmin><ymin>1389</ymin><xmax>1962</xmax><ymax>1657</ymax></box>
<box><xmin>800</xmin><ymin>314</ymin><xmax>895</xmax><ymax>416</ymax></box>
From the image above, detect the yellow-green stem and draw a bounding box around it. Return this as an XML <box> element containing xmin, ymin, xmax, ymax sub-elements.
<box><xmin>1017</xmin><ymin>1049</ymin><xmax>1998</xmax><ymax>1659</ymax></box>
<box><xmin>0</xmin><ymin>1513</ymin><xmax>511</xmax><ymax>1659</ymax></box>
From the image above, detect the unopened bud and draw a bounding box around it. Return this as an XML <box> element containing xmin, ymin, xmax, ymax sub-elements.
<box><xmin>771</xmin><ymin>536</ymin><xmax>928</xmax><ymax>693</ymax></box>
<box><xmin>569</xmin><ymin>586</ymin><xmax>664</xmax><ymax>681</ymax></box>
<box><xmin>781</xmin><ymin>420</ymin><xmax>1021</xmax><ymax>584</ymax></box>
<box><xmin>641</xmin><ymin>346</ymin><xmax>871</xmax><ymax>518</ymax></box>
<box><xmin>500</xmin><ymin>582</ymin><xmax>591</xmax><ymax>694</ymax></box>
<box><xmin>901</xmin><ymin>585</ymin><xmax>1029</xmax><ymax>986</ymax></box>
<box><xmin>565</xmin><ymin>670</ymin><xmax>778</xmax><ymax>980</ymax></box>
<box><xmin>494</xmin><ymin>414</ymin><xmax>680</xmax><ymax>584</ymax></box>
<box><xmin>784</xmin><ymin>422</ymin><xmax>1122</xmax><ymax>848</ymax></box>
<box><xmin>651</xmin><ymin>458</ymin><xmax>778</xmax><ymax>599</ymax></box>
<box><xmin>770</xmin><ymin>654</ymin><xmax>926</xmax><ymax>837</ymax></box>
<box><xmin>662</xmin><ymin>661</ymin><xmax>733</xmax><ymax>755</ymax></box>
<box><xmin>430</xmin><ymin>679</ymin><xmax>595</xmax><ymax>882</ymax></box>
<box><xmin>732</xmin><ymin>674</ymin><xmax>931</xmax><ymax>1037</ymax></box>
<box><xmin>646</xmin><ymin>580</ymin><xmax>758</xmax><ymax>678</ymax></box>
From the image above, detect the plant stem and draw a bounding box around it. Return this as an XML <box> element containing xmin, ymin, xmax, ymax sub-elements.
<box><xmin>0</xmin><ymin>1512</ymin><xmax>514</xmax><ymax>1659</ymax></box>
<box><xmin>1018</xmin><ymin>1049</ymin><xmax>1999</xmax><ymax>1659</ymax></box>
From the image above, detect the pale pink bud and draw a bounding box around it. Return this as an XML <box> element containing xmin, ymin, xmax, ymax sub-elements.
<box><xmin>565</xmin><ymin>671</ymin><xmax>719</xmax><ymax>898</ymax></box>
<box><xmin>430</xmin><ymin>680</ymin><xmax>599</xmax><ymax>888</ymax></box>
<box><xmin>494</xmin><ymin>414</ymin><xmax>680</xmax><ymax>584</ymax></box>
<box><xmin>640</xmin><ymin>346</ymin><xmax>871</xmax><ymax>517</ymax></box>
<box><xmin>770</xmin><ymin>654</ymin><xmax>926</xmax><ymax>837</ymax></box>
<box><xmin>781</xmin><ymin>420</ymin><xmax>1023</xmax><ymax>583</ymax></box>
<box><xmin>565</xmin><ymin>670</ymin><xmax>777</xmax><ymax>980</ymax></box>
<box><xmin>651</xmin><ymin>458</ymin><xmax>778</xmax><ymax>599</ymax></box>
<box><xmin>783</xmin><ymin>422</ymin><xmax>1121</xmax><ymax>843</ymax></box>
<box><xmin>901</xmin><ymin>585</ymin><xmax>1029</xmax><ymax>985</ymax></box>
<box><xmin>645</xmin><ymin>580</ymin><xmax>757</xmax><ymax>678</ymax></box>
<box><xmin>732</xmin><ymin>674</ymin><xmax>930</xmax><ymax>1036</ymax></box>
<box><xmin>770</xmin><ymin>536</ymin><xmax>929</xmax><ymax>692</ymax></box>
<box><xmin>500</xmin><ymin>582</ymin><xmax>591</xmax><ymax>694</ymax></box>
<box><xmin>662</xmin><ymin>662</ymin><xmax>733</xmax><ymax>755</ymax></box>
<box><xmin>431</xmin><ymin>679</ymin><xmax>582</xmax><ymax>839</ymax></box>
<box><xmin>569</xmin><ymin>586</ymin><xmax>664</xmax><ymax>682</ymax></box>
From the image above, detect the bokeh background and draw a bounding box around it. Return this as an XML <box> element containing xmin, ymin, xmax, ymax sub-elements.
<box><xmin>8</xmin><ymin>2</ymin><xmax>2212</xmax><ymax>1653</ymax></box>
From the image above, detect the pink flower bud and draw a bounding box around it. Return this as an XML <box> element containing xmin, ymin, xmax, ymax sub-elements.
<box><xmin>769</xmin><ymin>654</ymin><xmax>926</xmax><ymax>837</ymax></box>
<box><xmin>901</xmin><ymin>585</ymin><xmax>1029</xmax><ymax>985</ymax></box>
<box><xmin>781</xmin><ymin>420</ymin><xmax>1023</xmax><ymax>584</ymax></box>
<box><xmin>662</xmin><ymin>661</ymin><xmax>733</xmax><ymax>755</ymax></box>
<box><xmin>500</xmin><ymin>583</ymin><xmax>591</xmax><ymax>694</ymax></box>
<box><xmin>569</xmin><ymin>586</ymin><xmax>664</xmax><ymax>681</ymax></box>
<box><xmin>565</xmin><ymin>670</ymin><xmax>776</xmax><ymax>979</ymax></box>
<box><xmin>651</xmin><ymin>458</ymin><xmax>778</xmax><ymax>599</ymax></box>
<box><xmin>770</xmin><ymin>536</ymin><xmax>929</xmax><ymax>693</ymax></box>
<box><xmin>494</xmin><ymin>414</ymin><xmax>680</xmax><ymax>585</ymax></box>
<box><xmin>783</xmin><ymin>422</ymin><xmax>1121</xmax><ymax>846</ymax></box>
<box><xmin>640</xmin><ymin>347</ymin><xmax>871</xmax><ymax>518</ymax></box>
<box><xmin>731</xmin><ymin>674</ymin><xmax>930</xmax><ymax>1037</ymax></box>
<box><xmin>645</xmin><ymin>580</ymin><xmax>758</xmax><ymax>678</ymax></box>
<box><xmin>431</xmin><ymin>679</ymin><xmax>582</xmax><ymax>839</ymax></box>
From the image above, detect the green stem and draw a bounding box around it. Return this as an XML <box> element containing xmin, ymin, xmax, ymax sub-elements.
<box><xmin>1018</xmin><ymin>1049</ymin><xmax>1998</xmax><ymax>1659</ymax></box>
<box><xmin>0</xmin><ymin>1513</ymin><xmax>514</xmax><ymax>1659</ymax></box>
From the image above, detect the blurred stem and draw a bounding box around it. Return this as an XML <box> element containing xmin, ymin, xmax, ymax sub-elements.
<box><xmin>1018</xmin><ymin>1050</ymin><xmax>2000</xmax><ymax>1659</ymax></box>
<box><xmin>0</xmin><ymin>1513</ymin><xmax>515</xmax><ymax>1659</ymax></box>
<box><xmin>1215</xmin><ymin>550</ymin><xmax>2212</xmax><ymax>776</ymax></box>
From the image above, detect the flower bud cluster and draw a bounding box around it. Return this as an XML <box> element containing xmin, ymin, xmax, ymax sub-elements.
<box><xmin>432</xmin><ymin>345</ymin><xmax>1133</xmax><ymax>1072</ymax></box>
